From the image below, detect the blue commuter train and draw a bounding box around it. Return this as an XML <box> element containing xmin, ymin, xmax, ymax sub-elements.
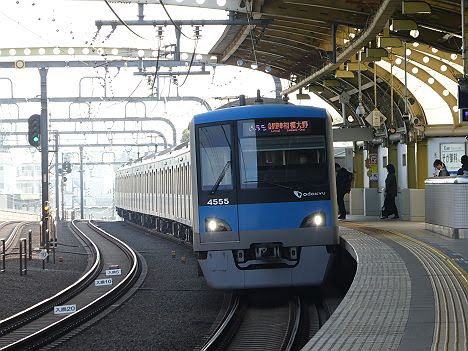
<box><xmin>115</xmin><ymin>104</ymin><xmax>339</xmax><ymax>289</ymax></box>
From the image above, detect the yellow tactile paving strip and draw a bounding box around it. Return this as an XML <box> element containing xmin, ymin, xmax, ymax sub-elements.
<box><xmin>343</xmin><ymin>222</ymin><xmax>468</xmax><ymax>351</ymax></box>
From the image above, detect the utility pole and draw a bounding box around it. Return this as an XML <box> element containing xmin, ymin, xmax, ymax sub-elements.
<box><xmin>61</xmin><ymin>154</ymin><xmax>65</xmax><ymax>221</ymax></box>
<box><xmin>79</xmin><ymin>146</ymin><xmax>84</xmax><ymax>219</ymax></box>
<box><xmin>39</xmin><ymin>68</ymin><xmax>49</xmax><ymax>247</ymax></box>
<box><xmin>54</xmin><ymin>131</ymin><xmax>59</xmax><ymax>223</ymax></box>
<box><xmin>463</xmin><ymin>0</ymin><xmax>467</xmax><ymax>78</ymax></box>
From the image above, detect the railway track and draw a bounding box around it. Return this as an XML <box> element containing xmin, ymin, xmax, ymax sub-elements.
<box><xmin>0</xmin><ymin>222</ymin><xmax>30</xmax><ymax>258</ymax></box>
<box><xmin>0</xmin><ymin>221</ymin><xmax>27</xmax><ymax>254</ymax></box>
<box><xmin>0</xmin><ymin>220</ymin><xmax>141</xmax><ymax>350</ymax></box>
<box><xmin>199</xmin><ymin>292</ymin><xmax>328</xmax><ymax>351</ymax></box>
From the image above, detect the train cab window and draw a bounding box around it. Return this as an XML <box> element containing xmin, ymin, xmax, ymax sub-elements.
<box><xmin>237</xmin><ymin>118</ymin><xmax>328</xmax><ymax>190</ymax></box>
<box><xmin>197</xmin><ymin>124</ymin><xmax>233</xmax><ymax>192</ymax></box>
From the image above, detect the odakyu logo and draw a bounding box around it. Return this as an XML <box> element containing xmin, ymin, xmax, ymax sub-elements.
<box><xmin>293</xmin><ymin>191</ymin><xmax>326</xmax><ymax>199</ymax></box>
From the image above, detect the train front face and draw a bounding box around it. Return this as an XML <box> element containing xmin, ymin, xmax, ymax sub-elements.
<box><xmin>191</xmin><ymin>105</ymin><xmax>339</xmax><ymax>289</ymax></box>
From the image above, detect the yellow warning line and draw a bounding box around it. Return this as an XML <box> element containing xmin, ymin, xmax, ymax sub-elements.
<box><xmin>341</xmin><ymin>222</ymin><xmax>468</xmax><ymax>291</ymax></box>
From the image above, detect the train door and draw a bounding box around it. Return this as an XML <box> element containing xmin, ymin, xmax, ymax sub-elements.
<box><xmin>196</xmin><ymin>122</ymin><xmax>239</xmax><ymax>243</ymax></box>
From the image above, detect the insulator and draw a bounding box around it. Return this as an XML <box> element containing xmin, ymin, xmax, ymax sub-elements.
<box><xmin>157</xmin><ymin>26</ymin><xmax>164</xmax><ymax>40</ymax></box>
<box><xmin>194</xmin><ymin>26</ymin><xmax>201</xmax><ymax>39</ymax></box>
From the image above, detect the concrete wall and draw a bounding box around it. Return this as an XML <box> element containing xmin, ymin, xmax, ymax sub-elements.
<box><xmin>398</xmin><ymin>189</ymin><xmax>425</xmax><ymax>222</ymax></box>
<box><xmin>398</xmin><ymin>143</ymin><xmax>408</xmax><ymax>189</ymax></box>
<box><xmin>350</xmin><ymin>188</ymin><xmax>364</xmax><ymax>215</ymax></box>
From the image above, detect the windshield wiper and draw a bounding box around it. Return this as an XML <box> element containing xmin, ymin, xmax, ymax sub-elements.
<box><xmin>243</xmin><ymin>180</ymin><xmax>294</xmax><ymax>190</ymax></box>
<box><xmin>210</xmin><ymin>161</ymin><xmax>231</xmax><ymax>195</ymax></box>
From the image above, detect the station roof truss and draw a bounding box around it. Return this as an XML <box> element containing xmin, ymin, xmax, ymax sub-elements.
<box><xmin>206</xmin><ymin>0</ymin><xmax>468</xmax><ymax>131</ymax></box>
<box><xmin>3</xmin><ymin>0</ymin><xmax>468</xmax><ymax>134</ymax></box>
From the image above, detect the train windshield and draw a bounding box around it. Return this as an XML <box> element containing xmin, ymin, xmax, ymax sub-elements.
<box><xmin>237</xmin><ymin>118</ymin><xmax>328</xmax><ymax>191</ymax></box>
<box><xmin>198</xmin><ymin>124</ymin><xmax>234</xmax><ymax>192</ymax></box>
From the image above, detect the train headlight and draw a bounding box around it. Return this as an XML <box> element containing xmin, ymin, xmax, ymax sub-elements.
<box><xmin>300</xmin><ymin>212</ymin><xmax>326</xmax><ymax>228</ymax></box>
<box><xmin>205</xmin><ymin>217</ymin><xmax>232</xmax><ymax>232</ymax></box>
<box><xmin>207</xmin><ymin>220</ymin><xmax>218</xmax><ymax>231</ymax></box>
<box><xmin>312</xmin><ymin>214</ymin><xmax>324</xmax><ymax>226</ymax></box>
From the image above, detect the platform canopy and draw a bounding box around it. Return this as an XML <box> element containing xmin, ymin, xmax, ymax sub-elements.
<box><xmin>206</xmin><ymin>0</ymin><xmax>467</xmax><ymax>131</ymax></box>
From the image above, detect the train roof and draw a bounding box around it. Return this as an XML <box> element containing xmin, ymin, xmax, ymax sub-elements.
<box><xmin>193</xmin><ymin>104</ymin><xmax>327</xmax><ymax>125</ymax></box>
<box><xmin>117</xmin><ymin>142</ymin><xmax>190</xmax><ymax>173</ymax></box>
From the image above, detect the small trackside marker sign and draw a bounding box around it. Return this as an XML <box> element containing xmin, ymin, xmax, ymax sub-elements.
<box><xmin>38</xmin><ymin>249</ymin><xmax>48</xmax><ymax>260</ymax></box>
<box><xmin>54</xmin><ymin>304</ymin><xmax>76</xmax><ymax>315</ymax></box>
<box><xmin>105</xmin><ymin>269</ymin><xmax>121</xmax><ymax>276</ymax></box>
<box><xmin>95</xmin><ymin>278</ymin><xmax>112</xmax><ymax>287</ymax></box>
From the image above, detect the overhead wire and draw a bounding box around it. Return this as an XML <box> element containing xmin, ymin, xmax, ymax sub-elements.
<box><xmin>159</xmin><ymin>0</ymin><xmax>195</xmax><ymax>41</ymax></box>
<box><xmin>103</xmin><ymin>0</ymin><xmax>146</xmax><ymax>40</ymax></box>
<box><xmin>151</xmin><ymin>42</ymin><xmax>161</xmax><ymax>95</ymax></box>
<box><xmin>176</xmin><ymin>40</ymin><xmax>199</xmax><ymax>88</ymax></box>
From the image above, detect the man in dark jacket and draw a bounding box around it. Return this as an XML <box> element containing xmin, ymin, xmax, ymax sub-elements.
<box><xmin>457</xmin><ymin>155</ymin><xmax>468</xmax><ymax>175</ymax></box>
<box><xmin>335</xmin><ymin>163</ymin><xmax>353</xmax><ymax>220</ymax></box>
<box><xmin>433</xmin><ymin>159</ymin><xmax>450</xmax><ymax>176</ymax></box>
<box><xmin>381</xmin><ymin>163</ymin><xmax>399</xmax><ymax>219</ymax></box>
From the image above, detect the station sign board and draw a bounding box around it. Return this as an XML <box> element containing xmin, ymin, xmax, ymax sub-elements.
<box><xmin>440</xmin><ymin>143</ymin><xmax>466</xmax><ymax>172</ymax></box>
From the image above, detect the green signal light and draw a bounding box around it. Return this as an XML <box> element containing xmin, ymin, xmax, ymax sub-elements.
<box><xmin>33</xmin><ymin>135</ymin><xmax>40</xmax><ymax>142</ymax></box>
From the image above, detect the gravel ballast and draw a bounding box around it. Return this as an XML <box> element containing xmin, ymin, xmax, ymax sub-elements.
<box><xmin>58</xmin><ymin>221</ymin><xmax>225</xmax><ymax>351</ymax></box>
<box><xmin>0</xmin><ymin>222</ymin><xmax>89</xmax><ymax>319</ymax></box>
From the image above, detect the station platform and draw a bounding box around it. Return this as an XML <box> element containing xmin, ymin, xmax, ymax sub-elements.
<box><xmin>303</xmin><ymin>217</ymin><xmax>467</xmax><ymax>351</ymax></box>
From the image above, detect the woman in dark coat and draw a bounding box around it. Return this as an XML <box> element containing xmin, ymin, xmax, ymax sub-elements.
<box><xmin>381</xmin><ymin>164</ymin><xmax>399</xmax><ymax>219</ymax></box>
<box><xmin>457</xmin><ymin>155</ymin><xmax>468</xmax><ymax>175</ymax></box>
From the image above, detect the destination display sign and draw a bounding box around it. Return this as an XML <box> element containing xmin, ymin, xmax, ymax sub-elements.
<box><xmin>241</xmin><ymin>119</ymin><xmax>312</xmax><ymax>137</ymax></box>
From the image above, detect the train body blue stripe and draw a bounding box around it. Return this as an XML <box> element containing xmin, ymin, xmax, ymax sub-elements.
<box><xmin>198</xmin><ymin>201</ymin><xmax>333</xmax><ymax>234</ymax></box>
<box><xmin>237</xmin><ymin>201</ymin><xmax>333</xmax><ymax>230</ymax></box>
<box><xmin>193</xmin><ymin>104</ymin><xmax>327</xmax><ymax>125</ymax></box>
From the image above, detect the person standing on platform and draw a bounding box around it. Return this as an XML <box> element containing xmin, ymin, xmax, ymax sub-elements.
<box><xmin>433</xmin><ymin>159</ymin><xmax>450</xmax><ymax>176</ymax></box>
<box><xmin>381</xmin><ymin>164</ymin><xmax>399</xmax><ymax>219</ymax></box>
<box><xmin>335</xmin><ymin>163</ymin><xmax>353</xmax><ymax>220</ymax></box>
<box><xmin>457</xmin><ymin>155</ymin><xmax>468</xmax><ymax>175</ymax></box>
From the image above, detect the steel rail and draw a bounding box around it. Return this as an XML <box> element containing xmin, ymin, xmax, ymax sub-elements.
<box><xmin>0</xmin><ymin>220</ymin><xmax>140</xmax><ymax>350</ymax></box>
<box><xmin>283</xmin><ymin>296</ymin><xmax>302</xmax><ymax>351</ymax></box>
<box><xmin>199</xmin><ymin>294</ymin><xmax>306</xmax><ymax>351</ymax></box>
<box><xmin>200</xmin><ymin>294</ymin><xmax>241</xmax><ymax>351</ymax></box>
<box><xmin>2</xmin><ymin>222</ymin><xmax>28</xmax><ymax>255</ymax></box>
<box><xmin>1</xmin><ymin>220</ymin><xmax>141</xmax><ymax>350</ymax></box>
<box><xmin>0</xmin><ymin>220</ymin><xmax>101</xmax><ymax>338</ymax></box>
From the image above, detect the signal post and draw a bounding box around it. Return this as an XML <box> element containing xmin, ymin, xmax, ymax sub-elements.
<box><xmin>39</xmin><ymin>68</ymin><xmax>49</xmax><ymax>247</ymax></box>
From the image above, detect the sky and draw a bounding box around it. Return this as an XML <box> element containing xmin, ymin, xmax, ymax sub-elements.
<box><xmin>0</xmin><ymin>0</ymin><xmax>342</xmax><ymax>206</ymax></box>
<box><xmin>0</xmin><ymin>0</ymin><xmax>341</xmax><ymax>146</ymax></box>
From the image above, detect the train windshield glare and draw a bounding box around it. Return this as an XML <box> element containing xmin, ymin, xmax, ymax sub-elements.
<box><xmin>238</xmin><ymin>118</ymin><xmax>327</xmax><ymax>190</ymax></box>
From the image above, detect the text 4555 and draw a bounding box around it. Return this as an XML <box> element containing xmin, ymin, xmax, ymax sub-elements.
<box><xmin>207</xmin><ymin>198</ymin><xmax>229</xmax><ymax>205</ymax></box>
